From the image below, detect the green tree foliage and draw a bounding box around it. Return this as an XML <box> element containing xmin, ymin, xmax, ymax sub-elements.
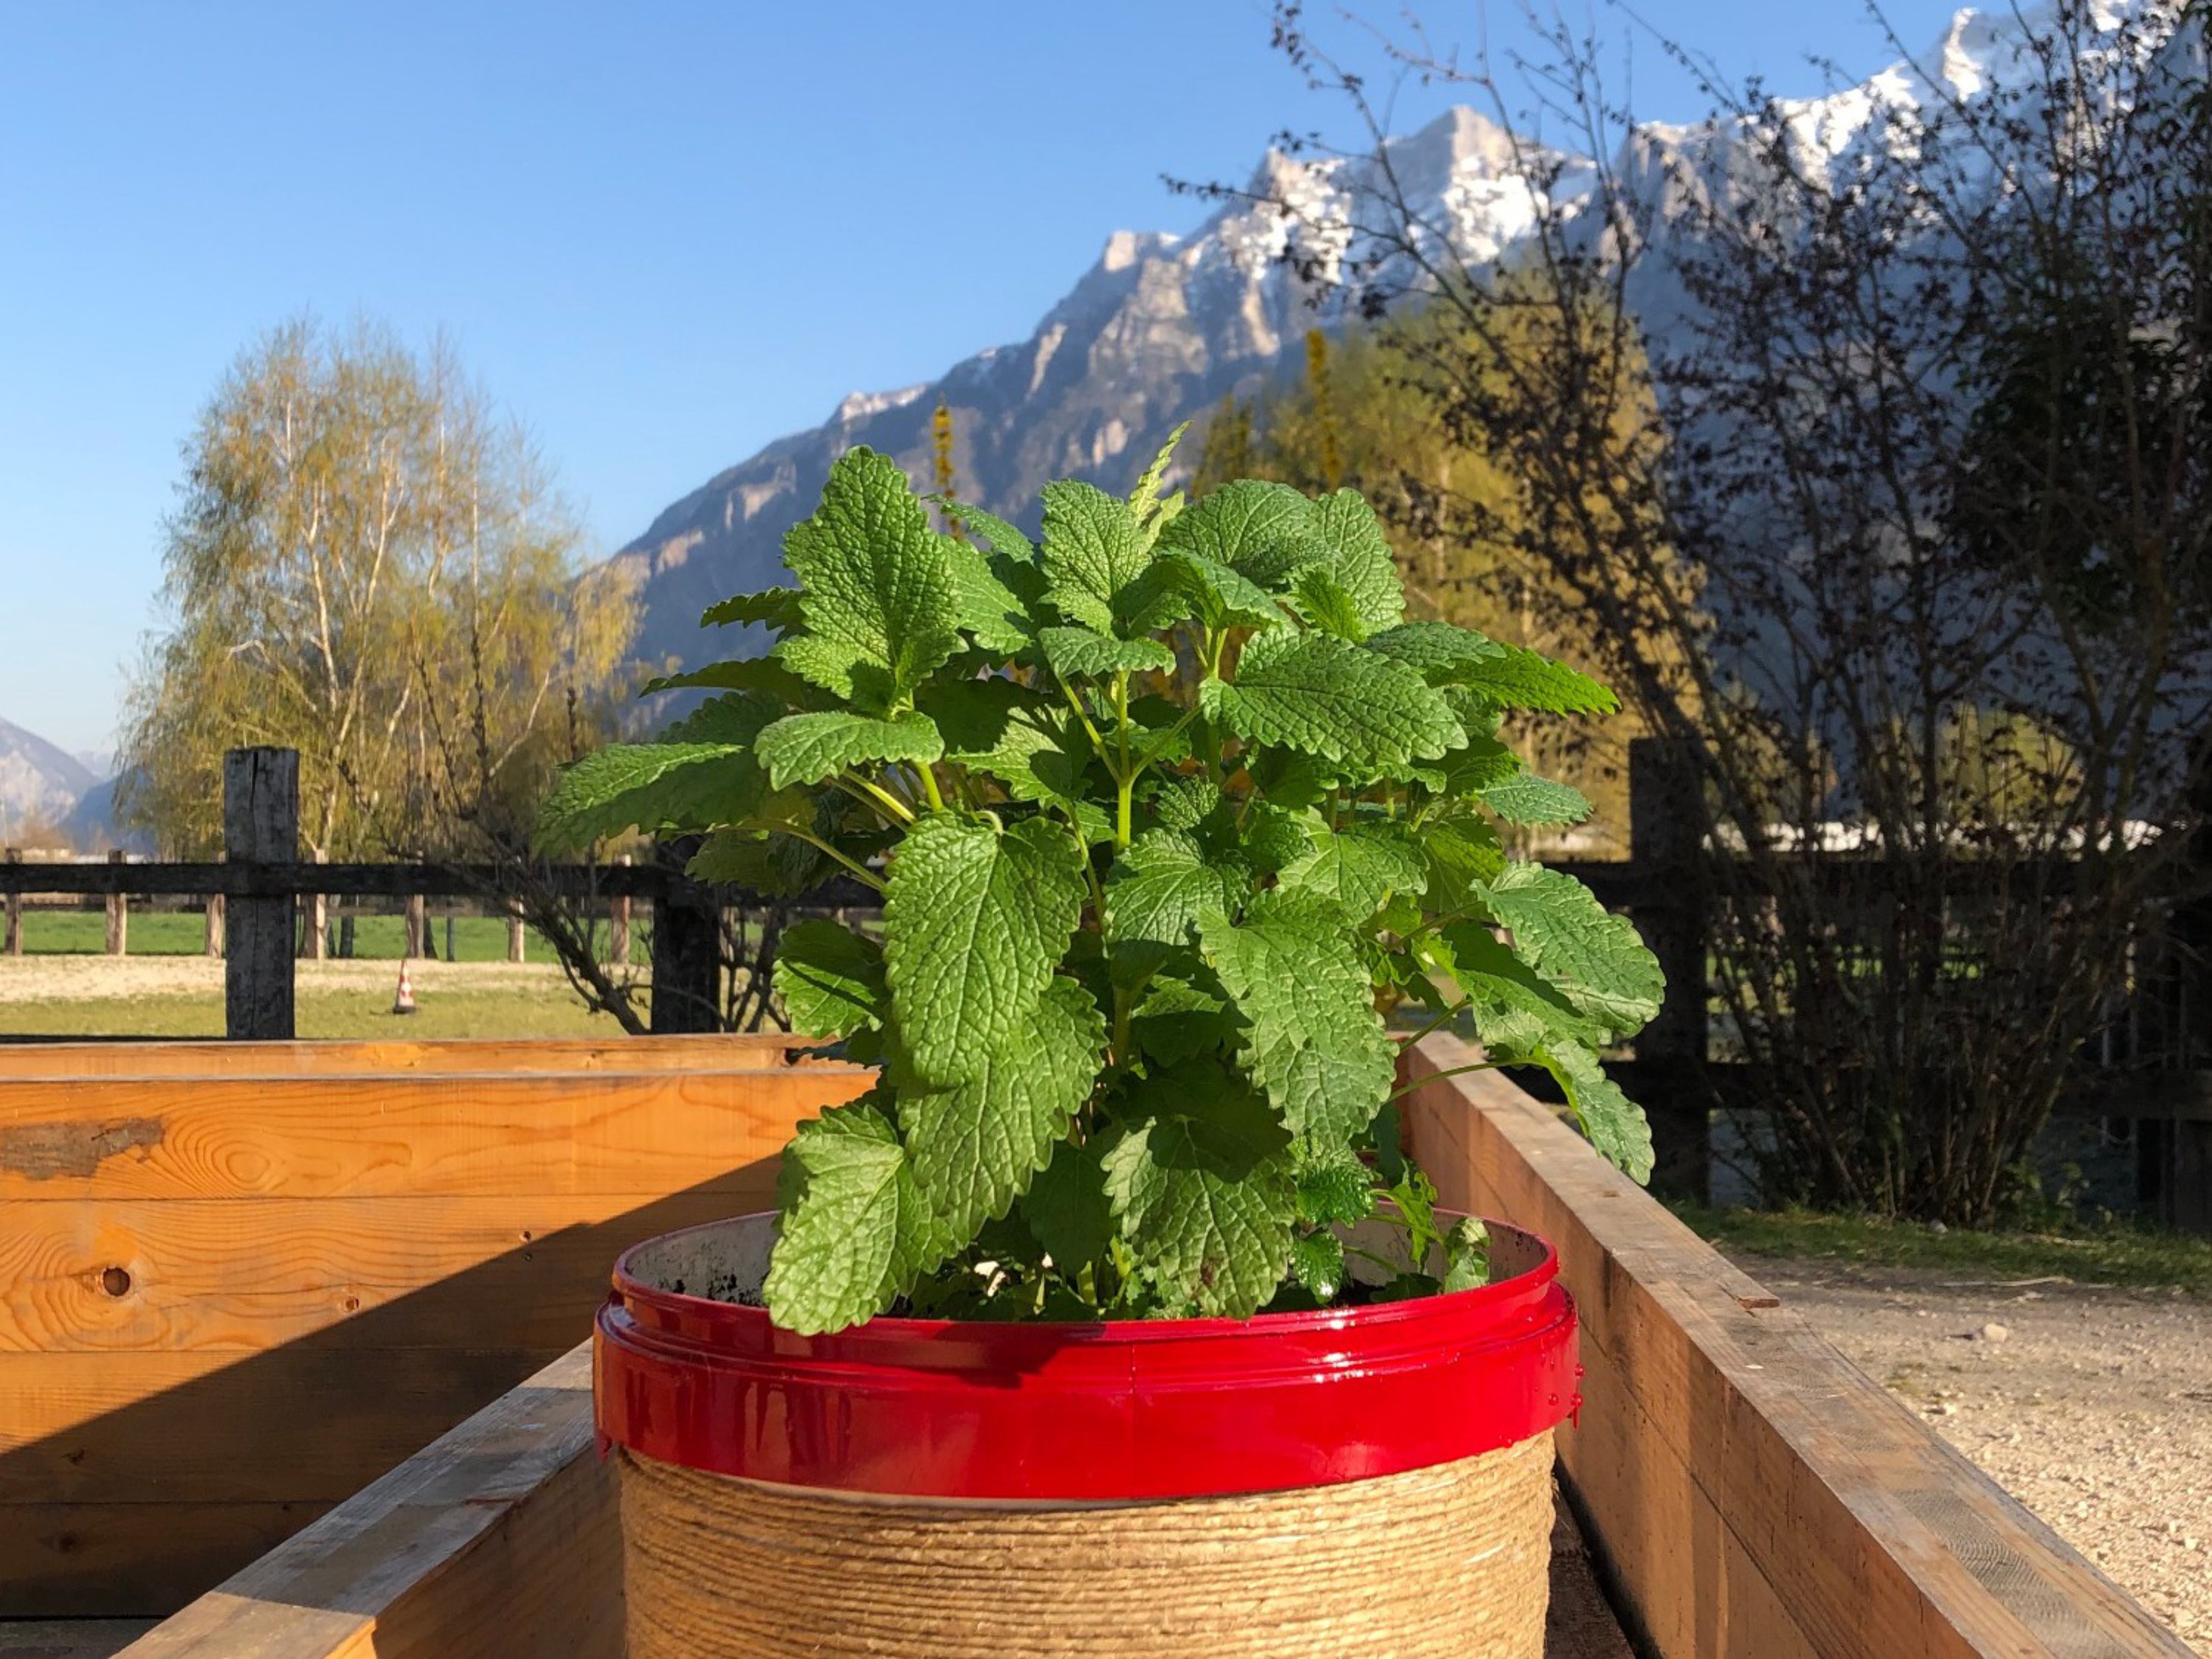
<box><xmin>540</xmin><ymin>436</ymin><xmax>1662</xmax><ymax>1333</ymax></box>
<box><xmin>119</xmin><ymin>318</ymin><xmax>639</xmax><ymax>860</ymax></box>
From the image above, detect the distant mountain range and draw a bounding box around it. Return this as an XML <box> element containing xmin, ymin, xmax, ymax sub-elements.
<box><xmin>0</xmin><ymin>717</ymin><xmax>140</xmax><ymax>851</ymax></box>
<box><xmin>597</xmin><ymin>3</ymin><xmax>2121</xmax><ymax>676</ymax></box>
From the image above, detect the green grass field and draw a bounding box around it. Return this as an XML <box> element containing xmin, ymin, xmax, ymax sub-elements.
<box><xmin>1677</xmin><ymin>1201</ymin><xmax>2212</xmax><ymax>1295</ymax></box>
<box><xmin>12</xmin><ymin>908</ymin><xmax>645</xmax><ymax>963</ymax></box>
<box><xmin>0</xmin><ymin>984</ymin><xmax>627</xmax><ymax>1039</ymax></box>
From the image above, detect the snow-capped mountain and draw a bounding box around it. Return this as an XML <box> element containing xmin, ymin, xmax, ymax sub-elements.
<box><xmin>605</xmin><ymin>106</ymin><xmax>1549</xmax><ymax>671</ymax></box>
<box><xmin>0</xmin><ymin>717</ymin><xmax>98</xmax><ymax>841</ymax></box>
<box><xmin>601</xmin><ymin>3</ymin><xmax>2168</xmax><ymax>676</ymax></box>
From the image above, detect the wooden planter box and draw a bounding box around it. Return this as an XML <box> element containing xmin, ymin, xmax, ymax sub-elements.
<box><xmin>18</xmin><ymin>1034</ymin><xmax>2193</xmax><ymax>1657</ymax></box>
<box><xmin>0</xmin><ymin>1035</ymin><xmax>868</xmax><ymax>1617</ymax></box>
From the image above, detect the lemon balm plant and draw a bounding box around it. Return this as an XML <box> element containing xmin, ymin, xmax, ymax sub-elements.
<box><xmin>539</xmin><ymin>430</ymin><xmax>1660</xmax><ymax>1335</ymax></box>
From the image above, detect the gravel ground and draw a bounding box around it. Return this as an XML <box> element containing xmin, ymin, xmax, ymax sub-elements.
<box><xmin>0</xmin><ymin>953</ymin><xmax>571</xmax><ymax>1003</ymax></box>
<box><xmin>1748</xmin><ymin>1256</ymin><xmax>2210</xmax><ymax>1649</ymax></box>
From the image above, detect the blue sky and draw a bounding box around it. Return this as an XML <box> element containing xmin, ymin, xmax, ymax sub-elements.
<box><xmin>0</xmin><ymin>0</ymin><xmax>1967</xmax><ymax>756</ymax></box>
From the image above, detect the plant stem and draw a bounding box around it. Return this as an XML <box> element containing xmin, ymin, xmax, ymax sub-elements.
<box><xmin>1056</xmin><ymin>675</ymin><xmax>1108</xmax><ymax>755</ymax></box>
<box><xmin>840</xmin><ymin>772</ymin><xmax>915</xmax><ymax>824</ymax></box>
<box><xmin>918</xmin><ymin>765</ymin><xmax>946</xmax><ymax>813</ymax></box>
<box><xmin>1385</xmin><ymin>1059</ymin><xmax>1505</xmax><ymax>1101</ymax></box>
<box><xmin>1400</xmin><ymin>996</ymin><xmax>1473</xmax><ymax>1051</ymax></box>
<box><xmin>785</xmin><ymin>827</ymin><xmax>885</xmax><ymax>893</ymax></box>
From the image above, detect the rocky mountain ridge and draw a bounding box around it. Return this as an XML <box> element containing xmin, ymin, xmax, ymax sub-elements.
<box><xmin>600</xmin><ymin>2</ymin><xmax>2163</xmax><ymax>676</ymax></box>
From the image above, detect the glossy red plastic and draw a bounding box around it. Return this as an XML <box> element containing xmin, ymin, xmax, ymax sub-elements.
<box><xmin>595</xmin><ymin>1213</ymin><xmax>1579</xmax><ymax>1500</ymax></box>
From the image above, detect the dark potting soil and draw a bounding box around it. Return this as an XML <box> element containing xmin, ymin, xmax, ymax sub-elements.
<box><xmin>658</xmin><ymin>1271</ymin><xmax>764</xmax><ymax>1307</ymax></box>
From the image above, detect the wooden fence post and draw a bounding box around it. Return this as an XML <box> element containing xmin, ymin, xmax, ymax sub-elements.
<box><xmin>205</xmin><ymin>889</ymin><xmax>225</xmax><ymax>958</ymax></box>
<box><xmin>506</xmin><ymin>899</ymin><xmax>526</xmax><ymax>963</ymax></box>
<box><xmin>405</xmin><ymin>893</ymin><xmax>428</xmax><ymax>960</ymax></box>
<box><xmin>105</xmin><ymin>849</ymin><xmax>128</xmax><ymax>955</ymax></box>
<box><xmin>224</xmin><ymin>747</ymin><xmax>298</xmax><ymax>1040</ymax></box>
<box><xmin>609</xmin><ymin>854</ymin><xmax>632</xmax><ymax>967</ymax></box>
<box><xmin>1628</xmin><ymin>737</ymin><xmax>1714</xmax><ymax>1199</ymax></box>
<box><xmin>650</xmin><ymin>838</ymin><xmax>719</xmax><ymax>1034</ymax></box>
<box><xmin>4</xmin><ymin>848</ymin><xmax>19</xmax><ymax>957</ymax></box>
<box><xmin>304</xmin><ymin>847</ymin><xmax>329</xmax><ymax>960</ymax></box>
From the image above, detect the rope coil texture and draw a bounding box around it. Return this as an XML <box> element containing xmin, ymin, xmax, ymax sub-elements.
<box><xmin>618</xmin><ymin>1430</ymin><xmax>1555</xmax><ymax>1658</ymax></box>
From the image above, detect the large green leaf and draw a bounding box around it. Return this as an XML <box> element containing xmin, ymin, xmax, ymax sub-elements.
<box><xmin>1104</xmin><ymin>830</ymin><xmax>1251</xmax><ymax>970</ymax></box>
<box><xmin>1199</xmin><ymin>889</ymin><xmax>1397</xmax><ymax>1144</ymax></box>
<box><xmin>700</xmin><ymin>589</ymin><xmax>803</xmax><ymax>631</ymax></box>
<box><xmin>901</xmin><ymin>977</ymin><xmax>1105</xmax><ymax>1243</ymax></box>
<box><xmin>536</xmin><ymin>731</ymin><xmax>767</xmax><ymax>853</ymax></box>
<box><xmin>1158</xmin><ymin>479</ymin><xmax>1319</xmax><ymax>586</ymax></box>
<box><xmin>1127</xmin><ymin>420</ymin><xmax>1190</xmax><ymax>522</ymax></box>
<box><xmin>1480</xmin><ymin>772</ymin><xmax>1594</xmax><ymax>827</ymax></box>
<box><xmin>1101</xmin><ymin>1062</ymin><xmax>1298</xmax><ymax>1316</ymax></box>
<box><xmin>1363</xmin><ymin>620</ymin><xmax>1506</xmax><ymax>676</ymax></box>
<box><xmin>1278</xmin><ymin>821</ymin><xmax>1429</xmax><ymax>921</ymax></box>
<box><xmin>640</xmin><ymin>657</ymin><xmax>812</xmax><ymax>703</ymax></box>
<box><xmin>1542</xmin><ymin>1040</ymin><xmax>1655</xmax><ymax>1183</ymax></box>
<box><xmin>687</xmin><ymin>825</ymin><xmax>842</xmax><ymax>897</ymax></box>
<box><xmin>1423</xmin><ymin>812</ymin><xmax>1509</xmax><ymax>913</ymax></box>
<box><xmin>1479</xmin><ymin>862</ymin><xmax>1663</xmax><ymax>1038</ymax></box>
<box><xmin>1040</xmin><ymin>480</ymin><xmax>1153</xmax><ymax>636</ymax></box>
<box><xmin>774</xmin><ymin>919</ymin><xmax>885</xmax><ymax>1040</ymax></box>
<box><xmin>1039</xmin><ymin>626</ymin><xmax>1176</xmax><ymax>680</ymax></box>
<box><xmin>1308</xmin><ymin>489</ymin><xmax>1406</xmax><ymax>634</ymax></box>
<box><xmin>940</xmin><ymin>534</ymin><xmax>1037</xmax><ymax>653</ymax></box>
<box><xmin>779</xmin><ymin>448</ymin><xmax>961</xmax><ymax>709</ymax></box>
<box><xmin>761</xmin><ymin>1097</ymin><xmax>950</xmax><ymax>1334</ymax></box>
<box><xmin>882</xmin><ymin>812</ymin><xmax>1088</xmax><ymax>1084</ymax></box>
<box><xmin>754</xmin><ymin>709</ymin><xmax>944</xmax><ymax>791</ymax></box>
<box><xmin>1128</xmin><ymin>974</ymin><xmax>1238</xmax><ymax>1067</ymax></box>
<box><xmin>1453</xmin><ymin>644</ymin><xmax>1618</xmax><ymax>714</ymax></box>
<box><xmin>1202</xmin><ymin>631</ymin><xmax>1464</xmax><ymax>774</ymax></box>
<box><xmin>1022</xmin><ymin>1135</ymin><xmax>1113</xmax><ymax>1271</ymax></box>
<box><xmin>1436</xmin><ymin>922</ymin><xmax>1609</xmax><ymax>1056</ymax></box>
<box><xmin>1154</xmin><ymin>549</ymin><xmax>1289</xmax><ymax>632</ymax></box>
<box><xmin>1286</xmin><ymin>566</ymin><xmax>1372</xmax><ymax>642</ymax></box>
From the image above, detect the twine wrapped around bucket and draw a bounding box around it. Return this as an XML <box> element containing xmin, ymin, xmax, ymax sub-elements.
<box><xmin>617</xmin><ymin>1430</ymin><xmax>1555</xmax><ymax>1658</ymax></box>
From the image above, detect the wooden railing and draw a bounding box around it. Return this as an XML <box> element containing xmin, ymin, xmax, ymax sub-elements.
<box><xmin>0</xmin><ymin>747</ymin><xmax>870</xmax><ymax>1037</ymax></box>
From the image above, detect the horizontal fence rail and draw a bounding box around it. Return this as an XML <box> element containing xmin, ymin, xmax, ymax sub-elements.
<box><xmin>4</xmin><ymin>744</ymin><xmax>2202</xmax><ymax>1219</ymax></box>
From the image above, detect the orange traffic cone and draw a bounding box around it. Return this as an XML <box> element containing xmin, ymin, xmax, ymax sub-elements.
<box><xmin>393</xmin><ymin>961</ymin><xmax>417</xmax><ymax>1015</ymax></box>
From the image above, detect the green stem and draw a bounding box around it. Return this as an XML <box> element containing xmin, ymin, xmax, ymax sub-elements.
<box><xmin>1114</xmin><ymin>672</ymin><xmax>1130</xmax><ymax>776</ymax></box>
<box><xmin>840</xmin><ymin>772</ymin><xmax>915</xmax><ymax>825</ymax></box>
<box><xmin>1385</xmin><ymin>1059</ymin><xmax>1505</xmax><ymax>1102</ymax></box>
<box><xmin>918</xmin><ymin>765</ymin><xmax>946</xmax><ymax>813</ymax></box>
<box><xmin>1400</xmin><ymin>996</ymin><xmax>1473</xmax><ymax>1051</ymax></box>
<box><xmin>785</xmin><ymin>827</ymin><xmax>885</xmax><ymax>893</ymax></box>
<box><xmin>1056</xmin><ymin>675</ymin><xmax>1108</xmax><ymax>755</ymax></box>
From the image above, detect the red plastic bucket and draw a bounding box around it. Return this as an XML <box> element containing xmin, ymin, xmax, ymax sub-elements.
<box><xmin>595</xmin><ymin>1211</ymin><xmax>1578</xmax><ymax>1500</ymax></box>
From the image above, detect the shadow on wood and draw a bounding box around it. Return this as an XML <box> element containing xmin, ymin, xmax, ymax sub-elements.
<box><xmin>0</xmin><ymin>1037</ymin><xmax>866</xmax><ymax>1616</ymax></box>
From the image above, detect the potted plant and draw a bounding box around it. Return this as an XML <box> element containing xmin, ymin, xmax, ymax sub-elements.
<box><xmin>538</xmin><ymin>430</ymin><xmax>1661</xmax><ymax>1657</ymax></box>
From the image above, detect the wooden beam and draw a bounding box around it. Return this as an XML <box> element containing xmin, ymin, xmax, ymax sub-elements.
<box><xmin>0</xmin><ymin>1067</ymin><xmax>868</xmax><ymax>1203</ymax></box>
<box><xmin>0</xmin><ymin>1032</ymin><xmax>836</xmax><ymax>1077</ymax></box>
<box><xmin>0</xmin><ymin>857</ymin><xmax>877</xmax><ymax>906</ymax></box>
<box><xmin>1399</xmin><ymin>1036</ymin><xmax>2194</xmax><ymax>1659</ymax></box>
<box><xmin>223</xmin><ymin>749</ymin><xmax>297</xmax><ymax>1042</ymax></box>
<box><xmin>114</xmin><ymin>1344</ymin><xmax>619</xmax><ymax>1657</ymax></box>
<box><xmin>0</xmin><ymin>1189</ymin><xmax>761</xmax><ymax>1357</ymax></box>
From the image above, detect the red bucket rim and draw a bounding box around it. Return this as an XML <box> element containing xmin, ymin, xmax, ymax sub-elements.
<box><xmin>595</xmin><ymin>1211</ymin><xmax>1581</xmax><ymax>1500</ymax></box>
<box><xmin>606</xmin><ymin>1210</ymin><xmax>1561</xmax><ymax>1344</ymax></box>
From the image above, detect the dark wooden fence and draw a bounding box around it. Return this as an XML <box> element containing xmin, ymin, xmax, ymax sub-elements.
<box><xmin>0</xmin><ymin>748</ymin><xmax>867</xmax><ymax>1039</ymax></box>
<box><xmin>3</xmin><ymin>742</ymin><xmax>2203</xmax><ymax>1224</ymax></box>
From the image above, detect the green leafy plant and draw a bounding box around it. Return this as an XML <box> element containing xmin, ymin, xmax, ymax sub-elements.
<box><xmin>538</xmin><ymin>432</ymin><xmax>1661</xmax><ymax>1331</ymax></box>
